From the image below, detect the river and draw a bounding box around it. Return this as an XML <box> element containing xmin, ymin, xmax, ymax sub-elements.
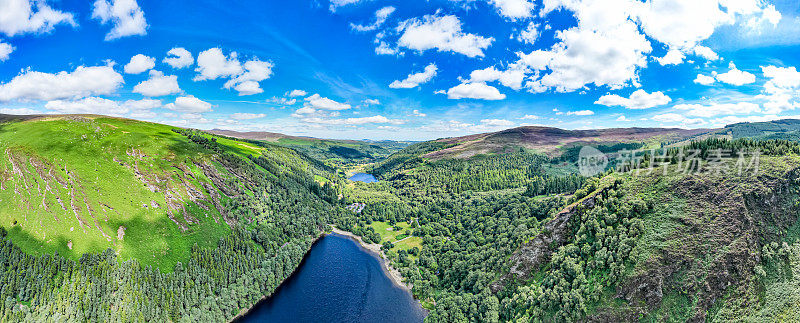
<box><xmin>236</xmin><ymin>233</ymin><xmax>426</xmax><ymax>322</ymax></box>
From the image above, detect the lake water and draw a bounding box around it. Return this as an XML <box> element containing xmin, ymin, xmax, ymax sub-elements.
<box><xmin>236</xmin><ymin>233</ymin><xmax>426</xmax><ymax>323</ymax></box>
<box><xmin>348</xmin><ymin>173</ymin><xmax>378</xmax><ymax>183</ymax></box>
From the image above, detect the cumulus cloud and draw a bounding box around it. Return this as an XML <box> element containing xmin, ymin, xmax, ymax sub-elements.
<box><xmin>224</xmin><ymin>59</ymin><xmax>274</xmax><ymax>95</ymax></box>
<box><xmin>288</xmin><ymin>89</ymin><xmax>307</xmax><ymax>97</ymax></box>
<box><xmin>91</xmin><ymin>0</ymin><xmax>148</xmax><ymax>40</ymax></box>
<box><xmin>389</xmin><ymin>63</ymin><xmax>437</xmax><ymax>89</ymax></box>
<box><xmin>514</xmin><ymin>0</ymin><xmax>776</xmax><ymax>93</ymax></box>
<box><xmin>566</xmin><ymin>110</ymin><xmax>594</xmax><ymax>116</ymax></box>
<box><xmin>489</xmin><ymin>0</ymin><xmax>536</xmax><ymax>20</ymax></box>
<box><xmin>230</xmin><ymin>113</ymin><xmax>266</xmax><ymax>120</ymax></box>
<box><xmin>133</xmin><ymin>70</ymin><xmax>181</xmax><ymax>97</ymax></box>
<box><xmin>673</xmin><ymin>102</ymin><xmax>761</xmax><ymax>117</ymax></box>
<box><xmin>0</xmin><ymin>0</ymin><xmax>75</xmax><ymax>37</ymax></box>
<box><xmin>595</xmin><ymin>89</ymin><xmax>671</xmax><ymax>109</ymax></box>
<box><xmin>468</xmin><ymin>65</ymin><xmax>527</xmax><ymax>90</ymax></box>
<box><xmin>694</xmin><ymin>74</ymin><xmax>716</xmax><ymax>85</ymax></box>
<box><xmin>44</xmin><ymin>97</ymin><xmax>160</xmax><ymax>116</ymax></box>
<box><xmin>397</xmin><ymin>14</ymin><xmax>494</xmax><ymax>58</ymax></box>
<box><xmin>301</xmin><ymin>94</ymin><xmax>351</xmax><ymax>113</ymax></box>
<box><xmin>656</xmin><ymin>49</ymin><xmax>684</xmax><ymax>65</ymax></box>
<box><xmin>0</xmin><ymin>41</ymin><xmax>13</xmax><ymax>61</ymax></box>
<box><xmin>351</xmin><ymin>6</ymin><xmax>395</xmax><ymax>32</ymax></box>
<box><xmin>0</xmin><ymin>64</ymin><xmax>123</xmax><ymax>102</ymax></box>
<box><xmin>521</xmin><ymin>1</ymin><xmax>652</xmax><ymax>92</ymax></box>
<box><xmin>124</xmin><ymin>54</ymin><xmax>154</xmax><ymax>74</ymax></box>
<box><xmin>163</xmin><ymin>47</ymin><xmax>193</xmax><ymax>69</ymax></box>
<box><xmin>693</xmin><ymin>46</ymin><xmax>719</xmax><ymax>60</ymax></box>
<box><xmin>195</xmin><ymin>48</ymin><xmax>273</xmax><ymax>95</ymax></box>
<box><xmin>517</xmin><ymin>22</ymin><xmax>539</xmax><ymax>44</ymax></box>
<box><xmin>760</xmin><ymin>65</ymin><xmax>800</xmax><ymax>113</ymax></box>
<box><xmin>194</xmin><ymin>48</ymin><xmax>243</xmax><ymax>81</ymax></box>
<box><xmin>715</xmin><ymin>62</ymin><xmax>756</xmax><ymax>86</ymax></box>
<box><xmin>165</xmin><ymin>95</ymin><xmax>213</xmax><ymax>113</ymax></box>
<box><xmin>447</xmin><ymin>82</ymin><xmax>506</xmax><ymax>100</ymax></box>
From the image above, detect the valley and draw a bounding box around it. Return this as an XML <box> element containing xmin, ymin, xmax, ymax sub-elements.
<box><xmin>2</xmin><ymin>115</ymin><xmax>800</xmax><ymax>322</ymax></box>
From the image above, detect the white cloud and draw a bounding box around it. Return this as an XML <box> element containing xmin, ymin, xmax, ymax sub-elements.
<box><xmin>165</xmin><ymin>95</ymin><xmax>213</xmax><ymax>113</ymax></box>
<box><xmin>389</xmin><ymin>63</ymin><xmax>437</xmax><ymax>89</ymax></box>
<box><xmin>656</xmin><ymin>49</ymin><xmax>684</xmax><ymax>65</ymax></box>
<box><xmin>517</xmin><ymin>22</ymin><xmax>539</xmax><ymax>44</ymax></box>
<box><xmin>0</xmin><ymin>41</ymin><xmax>13</xmax><ymax>61</ymax></box>
<box><xmin>0</xmin><ymin>107</ymin><xmax>39</xmax><ymax>115</ymax></box>
<box><xmin>163</xmin><ymin>47</ymin><xmax>193</xmax><ymax>69</ymax></box>
<box><xmin>446</xmin><ymin>82</ymin><xmax>506</xmax><ymax>100</ymax></box>
<box><xmin>673</xmin><ymin>102</ymin><xmax>761</xmax><ymax>117</ymax></box>
<box><xmin>715</xmin><ymin>62</ymin><xmax>756</xmax><ymax>86</ymax></box>
<box><xmin>288</xmin><ymin>89</ymin><xmax>307</xmax><ymax>97</ymax></box>
<box><xmin>43</xmin><ymin>97</ymin><xmax>159</xmax><ymax>116</ymax></box>
<box><xmin>0</xmin><ymin>64</ymin><xmax>123</xmax><ymax>102</ymax></box>
<box><xmin>412</xmin><ymin>109</ymin><xmax>426</xmax><ymax>117</ymax></box>
<box><xmin>616</xmin><ymin>115</ymin><xmax>630</xmax><ymax>121</ymax></box>
<box><xmin>230</xmin><ymin>113</ymin><xmax>266</xmax><ymax>120</ymax></box>
<box><xmin>194</xmin><ymin>48</ymin><xmax>273</xmax><ymax>95</ymax></box>
<box><xmin>304</xmin><ymin>94</ymin><xmax>351</xmax><ymax>111</ymax></box>
<box><xmin>693</xmin><ymin>46</ymin><xmax>719</xmax><ymax>60</ymax></box>
<box><xmin>694</xmin><ymin>74</ymin><xmax>716</xmax><ymax>85</ymax></box>
<box><xmin>481</xmin><ymin>118</ymin><xmax>514</xmax><ymax>126</ymax></box>
<box><xmin>468</xmin><ymin>65</ymin><xmax>527</xmax><ymax>90</ymax></box>
<box><xmin>351</xmin><ymin>6</ymin><xmax>395</xmax><ymax>32</ymax></box>
<box><xmin>651</xmin><ymin>113</ymin><xmax>706</xmax><ymax>126</ymax></box>
<box><xmin>329</xmin><ymin>0</ymin><xmax>363</xmax><ymax>12</ymax></box>
<box><xmin>520</xmin><ymin>114</ymin><xmax>539</xmax><ymax>120</ymax></box>
<box><xmin>0</xmin><ymin>0</ymin><xmax>75</xmax><ymax>37</ymax></box>
<box><xmin>194</xmin><ymin>48</ymin><xmax>243</xmax><ymax>81</ymax></box>
<box><xmin>397</xmin><ymin>14</ymin><xmax>493</xmax><ymax>58</ymax></box>
<box><xmin>301</xmin><ymin>115</ymin><xmax>405</xmax><ymax>125</ymax></box>
<box><xmin>566</xmin><ymin>110</ymin><xmax>594</xmax><ymax>116</ymax></box>
<box><xmin>636</xmin><ymin>0</ymin><xmax>780</xmax><ymax>49</ymax></box>
<box><xmin>224</xmin><ymin>59</ymin><xmax>274</xmax><ymax>95</ymax></box>
<box><xmin>595</xmin><ymin>89</ymin><xmax>671</xmax><ymax>109</ymax></box>
<box><xmin>133</xmin><ymin>70</ymin><xmax>181</xmax><ymax>97</ymax></box>
<box><xmin>489</xmin><ymin>0</ymin><xmax>535</xmax><ymax>20</ymax></box>
<box><xmin>91</xmin><ymin>0</ymin><xmax>148</xmax><ymax>40</ymax></box>
<box><xmin>124</xmin><ymin>54</ymin><xmax>154</xmax><ymax>74</ymax></box>
<box><xmin>522</xmin><ymin>1</ymin><xmax>652</xmax><ymax>92</ymax></box>
<box><xmin>760</xmin><ymin>65</ymin><xmax>800</xmax><ymax>113</ymax></box>
<box><xmin>363</xmin><ymin>98</ymin><xmax>380</xmax><ymax>105</ymax></box>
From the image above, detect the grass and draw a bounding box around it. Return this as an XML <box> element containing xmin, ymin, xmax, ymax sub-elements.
<box><xmin>367</xmin><ymin>220</ymin><xmax>422</xmax><ymax>253</ymax></box>
<box><xmin>0</xmin><ymin>116</ymin><xmax>234</xmax><ymax>271</ymax></box>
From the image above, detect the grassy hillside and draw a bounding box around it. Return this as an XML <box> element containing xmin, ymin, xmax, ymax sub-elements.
<box><xmin>0</xmin><ymin>114</ymin><xmax>349</xmax><ymax>322</ymax></box>
<box><xmin>0</xmin><ymin>115</ymin><xmax>335</xmax><ymax>271</ymax></box>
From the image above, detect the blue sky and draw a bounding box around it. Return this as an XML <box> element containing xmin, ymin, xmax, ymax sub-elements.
<box><xmin>0</xmin><ymin>0</ymin><xmax>800</xmax><ymax>140</ymax></box>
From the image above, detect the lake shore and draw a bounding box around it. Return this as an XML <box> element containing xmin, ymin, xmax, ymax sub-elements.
<box><xmin>329</xmin><ymin>227</ymin><xmax>413</xmax><ymax>293</ymax></box>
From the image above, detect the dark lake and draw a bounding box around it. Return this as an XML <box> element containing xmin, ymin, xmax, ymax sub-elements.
<box><xmin>236</xmin><ymin>233</ymin><xmax>426</xmax><ymax>323</ymax></box>
<box><xmin>348</xmin><ymin>173</ymin><xmax>378</xmax><ymax>183</ymax></box>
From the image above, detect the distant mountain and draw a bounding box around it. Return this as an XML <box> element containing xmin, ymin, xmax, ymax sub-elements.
<box><xmin>423</xmin><ymin>126</ymin><xmax>714</xmax><ymax>159</ymax></box>
<box><xmin>714</xmin><ymin>119</ymin><xmax>800</xmax><ymax>140</ymax></box>
<box><xmin>209</xmin><ymin>129</ymin><xmax>413</xmax><ymax>167</ymax></box>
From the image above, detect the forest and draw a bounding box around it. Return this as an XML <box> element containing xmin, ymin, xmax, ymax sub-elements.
<box><xmin>3</xmin><ymin>117</ymin><xmax>800</xmax><ymax>322</ymax></box>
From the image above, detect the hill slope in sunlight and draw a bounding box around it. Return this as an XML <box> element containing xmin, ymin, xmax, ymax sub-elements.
<box><xmin>0</xmin><ymin>115</ymin><xmax>333</xmax><ymax>270</ymax></box>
